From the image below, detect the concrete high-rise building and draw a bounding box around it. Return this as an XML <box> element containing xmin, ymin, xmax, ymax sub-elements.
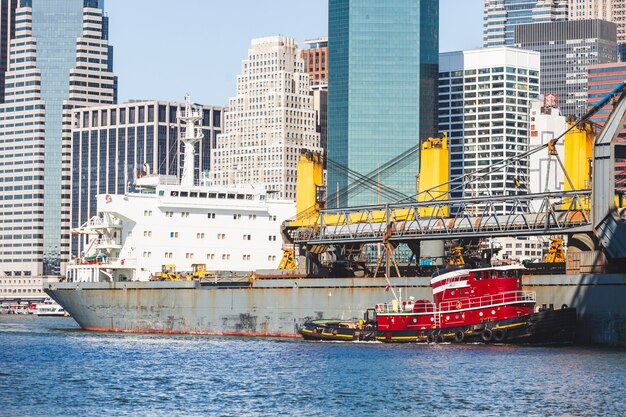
<box><xmin>483</xmin><ymin>0</ymin><xmax>568</xmax><ymax>48</ymax></box>
<box><xmin>0</xmin><ymin>0</ymin><xmax>116</xmax><ymax>279</ymax></box>
<box><xmin>70</xmin><ymin>101</ymin><xmax>224</xmax><ymax>256</ymax></box>
<box><xmin>438</xmin><ymin>47</ymin><xmax>540</xmax><ymax>212</ymax></box>
<box><xmin>301</xmin><ymin>38</ymin><xmax>328</xmax><ymax>163</ymax></box>
<box><xmin>569</xmin><ymin>0</ymin><xmax>626</xmax><ymax>43</ymax></box>
<box><xmin>587</xmin><ymin>62</ymin><xmax>626</xmax><ymax>184</ymax></box>
<box><xmin>328</xmin><ymin>0</ymin><xmax>439</xmax><ymax>207</ymax></box>
<box><xmin>515</xmin><ymin>19</ymin><xmax>617</xmax><ymax>118</ymax></box>
<box><xmin>528</xmin><ymin>97</ymin><xmax>567</xmax><ymax>195</ymax></box>
<box><xmin>301</xmin><ymin>38</ymin><xmax>327</xmax><ymax>87</ymax></box>
<box><xmin>210</xmin><ymin>36</ymin><xmax>321</xmax><ymax>201</ymax></box>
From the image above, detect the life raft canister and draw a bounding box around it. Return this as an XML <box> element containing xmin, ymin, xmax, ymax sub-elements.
<box><xmin>456</xmin><ymin>301</ymin><xmax>462</xmax><ymax>309</ymax></box>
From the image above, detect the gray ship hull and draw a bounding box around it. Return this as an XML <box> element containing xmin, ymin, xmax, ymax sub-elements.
<box><xmin>45</xmin><ymin>274</ymin><xmax>626</xmax><ymax>345</ymax></box>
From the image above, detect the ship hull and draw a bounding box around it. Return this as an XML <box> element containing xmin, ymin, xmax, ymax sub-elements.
<box><xmin>44</xmin><ymin>277</ymin><xmax>432</xmax><ymax>337</ymax></box>
<box><xmin>45</xmin><ymin>273</ymin><xmax>626</xmax><ymax>345</ymax></box>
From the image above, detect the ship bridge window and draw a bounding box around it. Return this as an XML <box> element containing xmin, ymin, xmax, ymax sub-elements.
<box><xmin>190</xmin><ymin>192</ymin><xmax>198</xmax><ymax>198</ymax></box>
<box><xmin>209</xmin><ymin>193</ymin><xmax>217</xmax><ymax>198</ymax></box>
<box><xmin>171</xmin><ymin>191</ymin><xmax>178</xmax><ymax>197</ymax></box>
<box><xmin>158</xmin><ymin>190</ymin><xmax>164</xmax><ymax>196</ymax></box>
<box><xmin>218</xmin><ymin>193</ymin><xmax>226</xmax><ymax>199</ymax></box>
<box><xmin>227</xmin><ymin>193</ymin><xmax>235</xmax><ymax>199</ymax></box>
<box><xmin>246</xmin><ymin>194</ymin><xmax>254</xmax><ymax>200</ymax></box>
<box><xmin>180</xmin><ymin>192</ymin><xmax>188</xmax><ymax>197</ymax></box>
<box><xmin>199</xmin><ymin>192</ymin><xmax>207</xmax><ymax>198</ymax></box>
<box><xmin>236</xmin><ymin>194</ymin><xmax>244</xmax><ymax>200</ymax></box>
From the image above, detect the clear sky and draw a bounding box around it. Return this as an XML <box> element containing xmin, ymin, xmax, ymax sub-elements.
<box><xmin>106</xmin><ymin>0</ymin><xmax>484</xmax><ymax>106</ymax></box>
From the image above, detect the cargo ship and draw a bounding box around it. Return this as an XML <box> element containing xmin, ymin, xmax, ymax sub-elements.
<box><xmin>299</xmin><ymin>265</ymin><xmax>577</xmax><ymax>344</ymax></box>
<box><xmin>45</xmin><ymin>85</ymin><xmax>626</xmax><ymax>346</ymax></box>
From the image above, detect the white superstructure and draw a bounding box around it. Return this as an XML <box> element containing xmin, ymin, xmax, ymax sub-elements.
<box><xmin>67</xmin><ymin>97</ymin><xmax>295</xmax><ymax>282</ymax></box>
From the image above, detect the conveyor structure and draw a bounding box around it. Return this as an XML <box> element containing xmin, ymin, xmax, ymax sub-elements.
<box><xmin>282</xmin><ymin>81</ymin><xmax>626</xmax><ymax>274</ymax></box>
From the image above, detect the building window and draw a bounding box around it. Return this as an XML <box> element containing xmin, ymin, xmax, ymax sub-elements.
<box><xmin>197</xmin><ymin>233</ymin><xmax>205</xmax><ymax>239</ymax></box>
<box><xmin>217</xmin><ymin>233</ymin><xmax>226</xmax><ymax>240</ymax></box>
<box><xmin>170</xmin><ymin>232</ymin><xmax>179</xmax><ymax>238</ymax></box>
<box><xmin>222</xmin><ymin>254</ymin><xmax>230</xmax><ymax>260</ymax></box>
<box><xmin>243</xmin><ymin>254</ymin><xmax>251</xmax><ymax>261</ymax></box>
<box><xmin>144</xmin><ymin>210</ymin><xmax>152</xmax><ymax>216</ymax></box>
<box><xmin>207</xmin><ymin>253</ymin><xmax>215</xmax><ymax>260</ymax></box>
<box><xmin>207</xmin><ymin>213</ymin><xmax>215</xmax><ymax>219</ymax></box>
<box><xmin>248</xmin><ymin>215</ymin><xmax>257</xmax><ymax>220</ymax></box>
<box><xmin>233</xmin><ymin>214</ymin><xmax>241</xmax><ymax>220</ymax></box>
<box><xmin>268</xmin><ymin>255</ymin><xmax>276</xmax><ymax>262</ymax></box>
<box><xmin>143</xmin><ymin>231</ymin><xmax>152</xmax><ymax>237</ymax></box>
<box><xmin>268</xmin><ymin>235</ymin><xmax>277</xmax><ymax>241</ymax></box>
<box><xmin>243</xmin><ymin>234</ymin><xmax>251</xmax><ymax>240</ymax></box>
<box><xmin>143</xmin><ymin>251</ymin><xmax>151</xmax><ymax>258</ymax></box>
<box><xmin>181</xmin><ymin>212</ymin><xmax>189</xmax><ymax>218</ymax></box>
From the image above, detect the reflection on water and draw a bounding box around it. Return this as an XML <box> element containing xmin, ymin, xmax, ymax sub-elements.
<box><xmin>1</xmin><ymin>315</ymin><xmax>624</xmax><ymax>416</ymax></box>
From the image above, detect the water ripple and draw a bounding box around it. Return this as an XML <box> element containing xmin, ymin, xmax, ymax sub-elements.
<box><xmin>0</xmin><ymin>315</ymin><xmax>625</xmax><ymax>416</ymax></box>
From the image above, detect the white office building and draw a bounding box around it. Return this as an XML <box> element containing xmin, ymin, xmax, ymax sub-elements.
<box><xmin>438</xmin><ymin>47</ymin><xmax>541</xmax><ymax>213</ymax></box>
<box><xmin>211</xmin><ymin>36</ymin><xmax>321</xmax><ymax>201</ymax></box>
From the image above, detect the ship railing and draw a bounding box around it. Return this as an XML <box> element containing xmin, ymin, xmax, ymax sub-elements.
<box><xmin>375</xmin><ymin>300</ymin><xmax>436</xmax><ymax>314</ymax></box>
<box><xmin>439</xmin><ymin>290</ymin><xmax>536</xmax><ymax>312</ymax></box>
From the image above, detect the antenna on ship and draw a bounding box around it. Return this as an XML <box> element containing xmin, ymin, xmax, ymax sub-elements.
<box><xmin>178</xmin><ymin>94</ymin><xmax>204</xmax><ymax>187</ymax></box>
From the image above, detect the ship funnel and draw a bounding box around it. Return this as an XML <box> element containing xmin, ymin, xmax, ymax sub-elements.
<box><xmin>178</xmin><ymin>95</ymin><xmax>204</xmax><ymax>187</ymax></box>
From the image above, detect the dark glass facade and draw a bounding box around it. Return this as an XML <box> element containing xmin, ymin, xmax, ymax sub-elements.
<box><xmin>328</xmin><ymin>0</ymin><xmax>438</xmax><ymax>207</ymax></box>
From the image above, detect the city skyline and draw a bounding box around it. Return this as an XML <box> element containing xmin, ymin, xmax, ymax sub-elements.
<box><xmin>105</xmin><ymin>0</ymin><xmax>484</xmax><ymax>106</ymax></box>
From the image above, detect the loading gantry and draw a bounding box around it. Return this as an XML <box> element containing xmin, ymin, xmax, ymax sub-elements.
<box><xmin>282</xmin><ymin>81</ymin><xmax>626</xmax><ymax>277</ymax></box>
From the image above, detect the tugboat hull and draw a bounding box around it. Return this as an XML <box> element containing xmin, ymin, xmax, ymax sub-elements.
<box><xmin>299</xmin><ymin>307</ymin><xmax>576</xmax><ymax>345</ymax></box>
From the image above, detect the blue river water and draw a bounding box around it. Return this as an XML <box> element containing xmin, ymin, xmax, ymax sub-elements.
<box><xmin>1</xmin><ymin>315</ymin><xmax>625</xmax><ymax>416</ymax></box>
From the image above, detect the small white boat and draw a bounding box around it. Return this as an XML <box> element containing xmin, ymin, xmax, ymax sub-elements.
<box><xmin>35</xmin><ymin>299</ymin><xmax>69</xmax><ymax>317</ymax></box>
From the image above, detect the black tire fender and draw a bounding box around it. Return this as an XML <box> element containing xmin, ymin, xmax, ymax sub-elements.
<box><xmin>561</xmin><ymin>304</ymin><xmax>568</xmax><ymax>309</ymax></box>
<box><xmin>427</xmin><ymin>334</ymin><xmax>435</xmax><ymax>344</ymax></box>
<box><xmin>493</xmin><ymin>328</ymin><xmax>507</xmax><ymax>342</ymax></box>
<box><xmin>481</xmin><ymin>328</ymin><xmax>493</xmax><ymax>343</ymax></box>
<box><xmin>454</xmin><ymin>330</ymin><xmax>465</xmax><ymax>343</ymax></box>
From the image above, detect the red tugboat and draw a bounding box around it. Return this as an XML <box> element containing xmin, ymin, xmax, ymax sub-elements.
<box><xmin>299</xmin><ymin>265</ymin><xmax>576</xmax><ymax>344</ymax></box>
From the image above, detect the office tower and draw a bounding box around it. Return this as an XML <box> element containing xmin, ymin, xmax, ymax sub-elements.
<box><xmin>438</xmin><ymin>47</ymin><xmax>540</xmax><ymax>212</ymax></box>
<box><xmin>483</xmin><ymin>0</ymin><xmax>568</xmax><ymax>48</ymax></box>
<box><xmin>301</xmin><ymin>38</ymin><xmax>328</xmax><ymax>163</ymax></box>
<box><xmin>569</xmin><ymin>0</ymin><xmax>626</xmax><ymax>43</ymax></box>
<box><xmin>515</xmin><ymin>19</ymin><xmax>617</xmax><ymax>118</ymax></box>
<box><xmin>587</xmin><ymin>62</ymin><xmax>626</xmax><ymax>185</ymax></box>
<box><xmin>0</xmin><ymin>0</ymin><xmax>16</xmax><ymax>102</ymax></box>
<box><xmin>301</xmin><ymin>38</ymin><xmax>328</xmax><ymax>87</ymax></box>
<box><xmin>528</xmin><ymin>97</ymin><xmax>566</xmax><ymax>195</ymax></box>
<box><xmin>70</xmin><ymin>101</ymin><xmax>224</xmax><ymax>256</ymax></box>
<box><xmin>0</xmin><ymin>0</ymin><xmax>116</xmax><ymax>278</ymax></box>
<box><xmin>328</xmin><ymin>0</ymin><xmax>439</xmax><ymax>207</ymax></box>
<box><xmin>210</xmin><ymin>36</ymin><xmax>321</xmax><ymax>201</ymax></box>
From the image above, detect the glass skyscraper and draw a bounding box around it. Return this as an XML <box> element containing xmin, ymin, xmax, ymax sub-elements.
<box><xmin>328</xmin><ymin>0</ymin><xmax>439</xmax><ymax>207</ymax></box>
<box><xmin>0</xmin><ymin>0</ymin><xmax>116</xmax><ymax>278</ymax></box>
<box><xmin>483</xmin><ymin>0</ymin><xmax>568</xmax><ymax>47</ymax></box>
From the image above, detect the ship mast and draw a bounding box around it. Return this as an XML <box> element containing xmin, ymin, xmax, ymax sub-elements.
<box><xmin>178</xmin><ymin>94</ymin><xmax>204</xmax><ymax>187</ymax></box>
